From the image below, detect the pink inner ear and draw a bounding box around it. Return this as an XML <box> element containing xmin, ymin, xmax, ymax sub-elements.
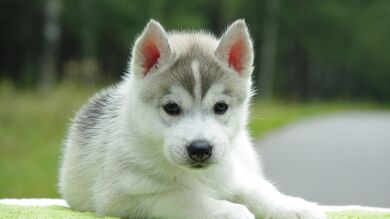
<box><xmin>228</xmin><ymin>39</ymin><xmax>245</xmax><ymax>73</ymax></box>
<box><xmin>142</xmin><ymin>40</ymin><xmax>160</xmax><ymax>75</ymax></box>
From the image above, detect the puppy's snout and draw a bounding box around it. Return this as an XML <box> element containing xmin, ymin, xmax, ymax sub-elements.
<box><xmin>187</xmin><ymin>140</ymin><xmax>212</xmax><ymax>162</ymax></box>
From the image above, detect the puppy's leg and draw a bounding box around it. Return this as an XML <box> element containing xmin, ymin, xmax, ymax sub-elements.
<box><xmin>95</xmin><ymin>190</ymin><xmax>255</xmax><ymax>219</ymax></box>
<box><xmin>236</xmin><ymin>178</ymin><xmax>326</xmax><ymax>219</ymax></box>
<box><xmin>142</xmin><ymin>192</ymin><xmax>255</xmax><ymax>219</ymax></box>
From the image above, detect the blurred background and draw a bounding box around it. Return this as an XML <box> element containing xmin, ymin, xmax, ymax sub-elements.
<box><xmin>0</xmin><ymin>0</ymin><xmax>389</xmax><ymax>207</ymax></box>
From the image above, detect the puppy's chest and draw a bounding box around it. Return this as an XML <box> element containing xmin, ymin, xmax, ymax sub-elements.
<box><xmin>192</xmin><ymin>172</ymin><xmax>238</xmax><ymax>199</ymax></box>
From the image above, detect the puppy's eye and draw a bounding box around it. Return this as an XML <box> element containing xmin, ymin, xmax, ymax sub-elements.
<box><xmin>163</xmin><ymin>102</ymin><xmax>181</xmax><ymax>116</ymax></box>
<box><xmin>214</xmin><ymin>102</ymin><xmax>229</xmax><ymax>115</ymax></box>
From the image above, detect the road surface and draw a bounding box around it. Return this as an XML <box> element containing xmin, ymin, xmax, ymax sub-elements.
<box><xmin>256</xmin><ymin>112</ymin><xmax>390</xmax><ymax>208</ymax></box>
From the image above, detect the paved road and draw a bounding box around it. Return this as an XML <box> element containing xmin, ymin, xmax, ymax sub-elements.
<box><xmin>256</xmin><ymin>112</ymin><xmax>390</xmax><ymax>208</ymax></box>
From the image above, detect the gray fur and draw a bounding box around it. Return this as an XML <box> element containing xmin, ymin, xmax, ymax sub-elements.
<box><xmin>72</xmin><ymin>87</ymin><xmax>119</xmax><ymax>135</ymax></box>
<box><xmin>140</xmin><ymin>45</ymin><xmax>248</xmax><ymax>104</ymax></box>
<box><xmin>74</xmin><ymin>88</ymin><xmax>115</xmax><ymax>129</ymax></box>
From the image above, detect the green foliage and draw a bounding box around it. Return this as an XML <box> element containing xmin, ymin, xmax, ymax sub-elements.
<box><xmin>0</xmin><ymin>1</ymin><xmax>390</xmax><ymax>101</ymax></box>
<box><xmin>274</xmin><ymin>1</ymin><xmax>390</xmax><ymax>101</ymax></box>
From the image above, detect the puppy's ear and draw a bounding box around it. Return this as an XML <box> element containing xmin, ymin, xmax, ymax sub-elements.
<box><xmin>215</xmin><ymin>20</ymin><xmax>254</xmax><ymax>77</ymax></box>
<box><xmin>131</xmin><ymin>20</ymin><xmax>172</xmax><ymax>78</ymax></box>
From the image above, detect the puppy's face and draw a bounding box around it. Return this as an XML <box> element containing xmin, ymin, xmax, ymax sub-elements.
<box><xmin>130</xmin><ymin>20</ymin><xmax>253</xmax><ymax>169</ymax></box>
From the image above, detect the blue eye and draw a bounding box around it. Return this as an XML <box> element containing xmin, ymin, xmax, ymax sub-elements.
<box><xmin>163</xmin><ymin>102</ymin><xmax>181</xmax><ymax>116</ymax></box>
<box><xmin>214</xmin><ymin>102</ymin><xmax>229</xmax><ymax>115</ymax></box>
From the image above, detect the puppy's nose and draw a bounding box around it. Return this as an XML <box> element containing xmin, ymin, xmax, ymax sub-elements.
<box><xmin>187</xmin><ymin>140</ymin><xmax>212</xmax><ymax>162</ymax></box>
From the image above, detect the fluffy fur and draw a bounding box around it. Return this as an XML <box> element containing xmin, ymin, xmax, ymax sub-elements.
<box><xmin>59</xmin><ymin>19</ymin><xmax>326</xmax><ymax>219</ymax></box>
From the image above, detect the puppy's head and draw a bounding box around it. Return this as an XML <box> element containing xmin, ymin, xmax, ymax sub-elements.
<box><xmin>128</xmin><ymin>20</ymin><xmax>254</xmax><ymax>169</ymax></box>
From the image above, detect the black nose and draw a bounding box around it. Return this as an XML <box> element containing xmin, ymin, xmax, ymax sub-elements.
<box><xmin>187</xmin><ymin>140</ymin><xmax>212</xmax><ymax>162</ymax></box>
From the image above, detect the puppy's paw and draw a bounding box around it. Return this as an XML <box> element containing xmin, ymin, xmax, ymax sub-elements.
<box><xmin>215</xmin><ymin>203</ymin><xmax>255</xmax><ymax>219</ymax></box>
<box><xmin>269</xmin><ymin>197</ymin><xmax>326</xmax><ymax>219</ymax></box>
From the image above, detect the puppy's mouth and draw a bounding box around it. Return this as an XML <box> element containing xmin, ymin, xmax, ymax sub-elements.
<box><xmin>189</xmin><ymin>161</ymin><xmax>213</xmax><ymax>169</ymax></box>
<box><xmin>191</xmin><ymin>163</ymin><xmax>206</xmax><ymax>169</ymax></box>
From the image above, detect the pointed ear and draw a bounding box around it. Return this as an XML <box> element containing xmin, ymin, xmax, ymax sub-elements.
<box><xmin>131</xmin><ymin>20</ymin><xmax>172</xmax><ymax>77</ymax></box>
<box><xmin>215</xmin><ymin>20</ymin><xmax>254</xmax><ymax>77</ymax></box>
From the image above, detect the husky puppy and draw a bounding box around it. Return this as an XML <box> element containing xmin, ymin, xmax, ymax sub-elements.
<box><xmin>59</xmin><ymin>19</ymin><xmax>326</xmax><ymax>219</ymax></box>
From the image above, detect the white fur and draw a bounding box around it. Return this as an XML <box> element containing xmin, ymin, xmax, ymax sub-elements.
<box><xmin>59</xmin><ymin>19</ymin><xmax>326</xmax><ymax>219</ymax></box>
<box><xmin>191</xmin><ymin>59</ymin><xmax>201</xmax><ymax>102</ymax></box>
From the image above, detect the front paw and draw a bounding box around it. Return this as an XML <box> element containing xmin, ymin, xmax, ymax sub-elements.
<box><xmin>215</xmin><ymin>203</ymin><xmax>255</xmax><ymax>219</ymax></box>
<box><xmin>268</xmin><ymin>197</ymin><xmax>326</xmax><ymax>219</ymax></box>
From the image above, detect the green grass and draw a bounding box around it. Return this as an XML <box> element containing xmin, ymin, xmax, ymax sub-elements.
<box><xmin>0</xmin><ymin>83</ymin><xmax>386</xmax><ymax>198</ymax></box>
<box><xmin>327</xmin><ymin>210</ymin><xmax>390</xmax><ymax>219</ymax></box>
<box><xmin>248</xmin><ymin>101</ymin><xmax>383</xmax><ymax>138</ymax></box>
<box><xmin>0</xmin><ymin>83</ymin><xmax>96</xmax><ymax>198</ymax></box>
<box><xmin>0</xmin><ymin>204</ymin><xmax>117</xmax><ymax>219</ymax></box>
<box><xmin>1</xmin><ymin>204</ymin><xmax>390</xmax><ymax>219</ymax></box>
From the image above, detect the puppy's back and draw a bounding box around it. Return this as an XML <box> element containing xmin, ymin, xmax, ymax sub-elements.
<box><xmin>59</xmin><ymin>86</ymin><xmax>120</xmax><ymax>211</ymax></box>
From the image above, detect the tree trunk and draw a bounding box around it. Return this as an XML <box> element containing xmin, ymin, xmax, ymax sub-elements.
<box><xmin>40</xmin><ymin>0</ymin><xmax>61</xmax><ymax>91</ymax></box>
<box><xmin>258</xmin><ymin>0</ymin><xmax>280</xmax><ymax>99</ymax></box>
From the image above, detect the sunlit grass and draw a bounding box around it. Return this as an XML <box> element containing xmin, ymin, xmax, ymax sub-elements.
<box><xmin>248</xmin><ymin>101</ymin><xmax>383</xmax><ymax>138</ymax></box>
<box><xmin>0</xmin><ymin>204</ymin><xmax>389</xmax><ymax>219</ymax></box>
<box><xmin>0</xmin><ymin>83</ymin><xmax>386</xmax><ymax>198</ymax></box>
<box><xmin>0</xmin><ymin>83</ymin><xmax>96</xmax><ymax>198</ymax></box>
